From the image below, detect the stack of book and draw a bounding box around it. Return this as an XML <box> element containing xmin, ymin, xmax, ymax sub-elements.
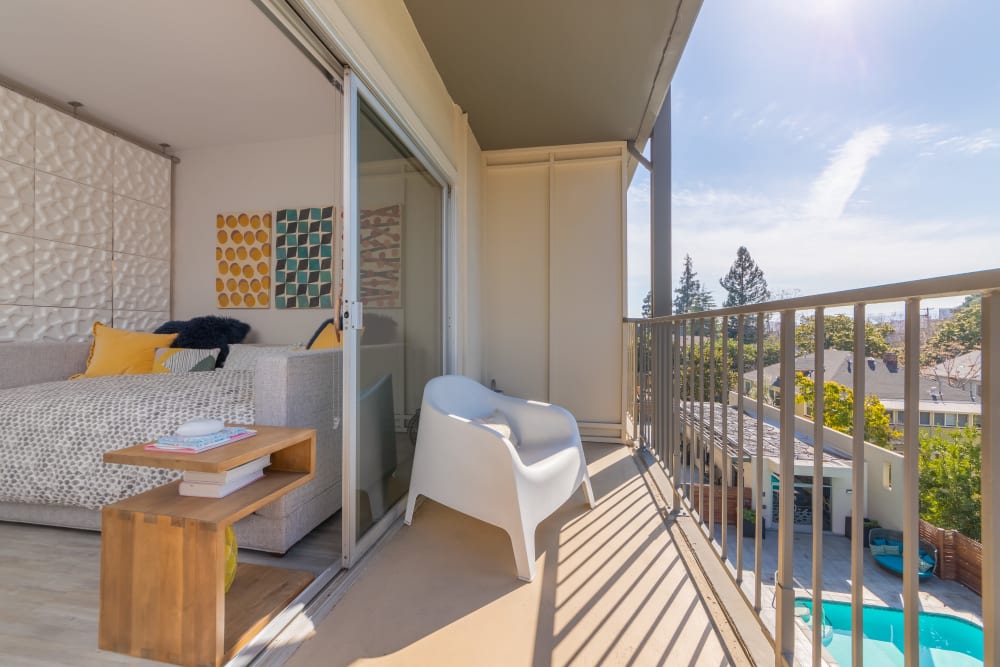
<box><xmin>144</xmin><ymin>426</ymin><xmax>257</xmax><ymax>454</ymax></box>
<box><xmin>178</xmin><ymin>454</ymin><xmax>271</xmax><ymax>498</ymax></box>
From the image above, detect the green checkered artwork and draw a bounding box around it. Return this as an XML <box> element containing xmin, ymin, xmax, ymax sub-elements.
<box><xmin>274</xmin><ymin>206</ymin><xmax>338</xmax><ymax>309</ymax></box>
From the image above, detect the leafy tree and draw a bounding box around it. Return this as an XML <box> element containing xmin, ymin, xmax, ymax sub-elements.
<box><xmin>642</xmin><ymin>290</ymin><xmax>652</xmax><ymax>319</ymax></box>
<box><xmin>794</xmin><ymin>375</ymin><xmax>899</xmax><ymax>448</ymax></box>
<box><xmin>922</xmin><ymin>296</ymin><xmax>981</xmax><ymax>365</ymax></box>
<box><xmin>919</xmin><ymin>427</ymin><xmax>981</xmax><ymax>540</ymax></box>
<box><xmin>719</xmin><ymin>246</ymin><xmax>770</xmax><ymax>341</ymax></box>
<box><xmin>795</xmin><ymin>314</ymin><xmax>895</xmax><ymax>357</ymax></box>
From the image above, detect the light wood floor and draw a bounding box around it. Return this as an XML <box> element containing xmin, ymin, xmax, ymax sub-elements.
<box><xmin>0</xmin><ymin>514</ymin><xmax>342</xmax><ymax>667</ymax></box>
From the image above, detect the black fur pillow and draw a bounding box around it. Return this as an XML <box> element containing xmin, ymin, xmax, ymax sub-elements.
<box><xmin>154</xmin><ymin>316</ymin><xmax>251</xmax><ymax>367</ymax></box>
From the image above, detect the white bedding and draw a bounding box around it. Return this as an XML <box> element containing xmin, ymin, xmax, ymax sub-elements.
<box><xmin>0</xmin><ymin>370</ymin><xmax>255</xmax><ymax>510</ymax></box>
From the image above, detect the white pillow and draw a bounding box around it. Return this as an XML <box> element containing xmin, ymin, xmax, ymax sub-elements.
<box><xmin>473</xmin><ymin>410</ymin><xmax>519</xmax><ymax>447</ymax></box>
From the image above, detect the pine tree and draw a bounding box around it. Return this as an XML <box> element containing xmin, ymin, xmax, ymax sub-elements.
<box><xmin>641</xmin><ymin>291</ymin><xmax>652</xmax><ymax>318</ymax></box>
<box><xmin>673</xmin><ymin>254</ymin><xmax>704</xmax><ymax>315</ymax></box>
<box><xmin>720</xmin><ymin>246</ymin><xmax>770</xmax><ymax>340</ymax></box>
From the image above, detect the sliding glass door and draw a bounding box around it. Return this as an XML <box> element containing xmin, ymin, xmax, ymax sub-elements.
<box><xmin>342</xmin><ymin>70</ymin><xmax>446</xmax><ymax>566</ymax></box>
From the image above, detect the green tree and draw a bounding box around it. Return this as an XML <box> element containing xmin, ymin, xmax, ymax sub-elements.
<box><xmin>794</xmin><ymin>375</ymin><xmax>899</xmax><ymax>448</ymax></box>
<box><xmin>923</xmin><ymin>296</ymin><xmax>981</xmax><ymax>365</ymax></box>
<box><xmin>919</xmin><ymin>426</ymin><xmax>981</xmax><ymax>540</ymax></box>
<box><xmin>719</xmin><ymin>246</ymin><xmax>770</xmax><ymax>341</ymax></box>
<box><xmin>673</xmin><ymin>254</ymin><xmax>716</xmax><ymax>315</ymax></box>
<box><xmin>795</xmin><ymin>314</ymin><xmax>895</xmax><ymax>357</ymax></box>
<box><xmin>642</xmin><ymin>290</ymin><xmax>652</xmax><ymax>319</ymax></box>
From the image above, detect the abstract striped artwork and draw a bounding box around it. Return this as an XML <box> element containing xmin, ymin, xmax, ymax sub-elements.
<box><xmin>360</xmin><ymin>204</ymin><xmax>402</xmax><ymax>308</ymax></box>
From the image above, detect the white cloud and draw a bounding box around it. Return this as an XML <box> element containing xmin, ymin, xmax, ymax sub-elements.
<box><xmin>935</xmin><ymin>130</ymin><xmax>1000</xmax><ymax>155</ymax></box>
<box><xmin>806</xmin><ymin>125</ymin><xmax>891</xmax><ymax>221</ymax></box>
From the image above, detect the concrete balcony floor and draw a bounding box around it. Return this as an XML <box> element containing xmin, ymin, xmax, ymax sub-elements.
<box><xmin>279</xmin><ymin>443</ymin><xmax>743</xmax><ymax>666</ymax></box>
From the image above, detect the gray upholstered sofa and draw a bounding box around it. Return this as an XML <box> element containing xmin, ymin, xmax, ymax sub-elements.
<box><xmin>0</xmin><ymin>341</ymin><xmax>343</xmax><ymax>554</ymax></box>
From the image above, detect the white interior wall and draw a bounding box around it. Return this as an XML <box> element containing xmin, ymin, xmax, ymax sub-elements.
<box><xmin>482</xmin><ymin>143</ymin><xmax>626</xmax><ymax>433</ymax></box>
<box><xmin>172</xmin><ymin>124</ymin><xmax>342</xmax><ymax>344</ymax></box>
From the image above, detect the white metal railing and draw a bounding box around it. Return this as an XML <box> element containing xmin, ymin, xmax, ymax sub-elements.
<box><xmin>624</xmin><ymin>268</ymin><xmax>1000</xmax><ymax>667</ymax></box>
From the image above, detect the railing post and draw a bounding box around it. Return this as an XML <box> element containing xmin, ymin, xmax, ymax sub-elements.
<box><xmin>902</xmin><ymin>299</ymin><xmax>921</xmax><ymax>665</ymax></box>
<box><xmin>982</xmin><ymin>291</ymin><xmax>1000</xmax><ymax>666</ymax></box>
<box><xmin>721</xmin><ymin>325</ymin><xmax>729</xmax><ymax>556</ymax></box>
<box><xmin>672</xmin><ymin>318</ymin><xmax>682</xmax><ymax>508</ymax></box>
<box><xmin>811</xmin><ymin>309</ymin><xmax>825</xmax><ymax>667</ymax></box>
<box><xmin>736</xmin><ymin>315</ymin><xmax>745</xmax><ymax>581</ymax></box>
<box><xmin>754</xmin><ymin>312</ymin><xmax>765</xmax><ymax>612</ymax></box>
<box><xmin>709</xmin><ymin>318</ymin><xmax>717</xmax><ymax>538</ymax></box>
<box><xmin>698</xmin><ymin>318</ymin><xmax>707</xmax><ymax>522</ymax></box>
<box><xmin>851</xmin><ymin>304</ymin><xmax>866</xmax><ymax>667</ymax></box>
<box><xmin>775</xmin><ymin>310</ymin><xmax>796</xmax><ymax>666</ymax></box>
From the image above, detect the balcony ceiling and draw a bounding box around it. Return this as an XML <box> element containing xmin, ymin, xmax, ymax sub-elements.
<box><xmin>403</xmin><ymin>0</ymin><xmax>701</xmax><ymax>151</ymax></box>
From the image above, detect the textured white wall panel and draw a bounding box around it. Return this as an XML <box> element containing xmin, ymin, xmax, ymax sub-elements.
<box><xmin>0</xmin><ymin>232</ymin><xmax>33</xmax><ymax>304</ymax></box>
<box><xmin>114</xmin><ymin>139</ymin><xmax>171</xmax><ymax>208</ymax></box>
<box><xmin>113</xmin><ymin>253</ymin><xmax>169</xmax><ymax>312</ymax></box>
<box><xmin>0</xmin><ymin>158</ymin><xmax>34</xmax><ymax>235</ymax></box>
<box><xmin>35</xmin><ymin>172</ymin><xmax>113</xmax><ymax>249</ymax></box>
<box><xmin>0</xmin><ymin>305</ymin><xmax>37</xmax><ymax>341</ymax></box>
<box><xmin>112</xmin><ymin>309</ymin><xmax>168</xmax><ymax>332</ymax></box>
<box><xmin>113</xmin><ymin>195</ymin><xmax>170</xmax><ymax>259</ymax></box>
<box><xmin>0</xmin><ymin>87</ymin><xmax>34</xmax><ymax>167</ymax></box>
<box><xmin>34</xmin><ymin>239</ymin><xmax>112</xmax><ymax>309</ymax></box>
<box><xmin>35</xmin><ymin>105</ymin><xmax>113</xmax><ymax>190</ymax></box>
<box><xmin>34</xmin><ymin>307</ymin><xmax>110</xmax><ymax>341</ymax></box>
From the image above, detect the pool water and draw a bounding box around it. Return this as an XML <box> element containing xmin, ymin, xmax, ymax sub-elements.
<box><xmin>795</xmin><ymin>599</ymin><xmax>983</xmax><ymax>666</ymax></box>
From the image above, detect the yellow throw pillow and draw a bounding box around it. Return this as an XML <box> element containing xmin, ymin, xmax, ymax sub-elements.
<box><xmin>72</xmin><ymin>322</ymin><xmax>178</xmax><ymax>378</ymax></box>
<box><xmin>307</xmin><ymin>319</ymin><xmax>342</xmax><ymax>350</ymax></box>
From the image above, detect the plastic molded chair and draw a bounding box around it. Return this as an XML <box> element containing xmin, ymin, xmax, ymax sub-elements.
<box><xmin>404</xmin><ymin>375</ymin><xmax>595</xmax><ymax>581</ymax></box>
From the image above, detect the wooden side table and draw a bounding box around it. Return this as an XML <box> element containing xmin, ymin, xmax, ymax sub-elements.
<box><xmin>99</xmin><ymin>425</ymin><xmax>317</xmax><ymax>667</ymax></box>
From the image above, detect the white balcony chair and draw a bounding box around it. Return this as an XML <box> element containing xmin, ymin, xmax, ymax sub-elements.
<box><xmin>404</xmin><ymin>375</ymin><xmax>596</xmax><ymax>582</ymax></box>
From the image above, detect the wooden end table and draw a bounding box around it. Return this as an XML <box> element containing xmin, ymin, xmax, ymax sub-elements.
<box><xmin>99</xmin><ymin>425</ymin><xmax>316</xmax><ymax>667</ymax></box>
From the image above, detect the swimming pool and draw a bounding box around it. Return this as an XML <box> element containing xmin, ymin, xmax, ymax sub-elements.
<box><xmin>795</xmin><ymin>598</ymin><xmax>983</xmax><ymax>666</ymax></box>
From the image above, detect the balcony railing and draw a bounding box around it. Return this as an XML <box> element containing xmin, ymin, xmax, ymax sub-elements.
<box><xmin>623</xmin><ymin>268</ymin><xmax>1000</xmax><ymax>667</ymax></box>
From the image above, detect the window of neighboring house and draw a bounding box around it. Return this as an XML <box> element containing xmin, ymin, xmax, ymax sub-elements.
<box><xmin>896</xmin><ymin>410</ymin><xmax>905</xmax><ymax>425</ymax></box>
<box><xmin>944</xmin><ymin>413</ymin><xmax>957</xmax><ymax>427</ymax></box>
<box><xmin>957</xmin><ymin>414</ymin><xmax>969</xmax><ymax>427</ymax></box>
<box><xmin>919</xmin><ymin>411</ymin><xmax>931</xmax><ymax>426</ymax></box>
<box><xmin>934</xmin><ymin>413</ymin><xmax>946</xmax><ymax>427</ymax></box>
<box><xmin>974</xmin><ymin>414</ymin><xmax>982</xmax><ymax>427</ymax></box>
<box><xmin>882</xmin><ymin>462</ymin><xmax>893</xmax><ymax>491</ymax></box>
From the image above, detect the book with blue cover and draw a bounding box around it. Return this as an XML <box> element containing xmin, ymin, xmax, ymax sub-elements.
<box><xmin>144</xmin><ymin>427</ymin><xmax>257</xmax><ymax>454</ymax></box>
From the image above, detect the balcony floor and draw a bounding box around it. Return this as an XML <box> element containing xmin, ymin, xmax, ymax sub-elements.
<box><xmin>280</xmin><ymin>443</ymin><xmax>741</xmax><ymax>666</ymax></box>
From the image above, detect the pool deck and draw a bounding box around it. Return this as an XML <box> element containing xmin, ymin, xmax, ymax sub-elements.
<box><xmin>711</xmin><ymin>527</ymin><xmax>982</xmax><ymax>664</ymax></box>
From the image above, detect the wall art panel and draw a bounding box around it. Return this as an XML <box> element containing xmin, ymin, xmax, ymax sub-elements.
<box><xmin>34</xmin><ymin>307</ymin><xmax>111</xmax><ymax>341</ymax></box>
<box><xmin>112</xmin><ymin>309</ymin><xmax>168</xmax><ymax>332</ymax></box>
<box><xmin>35</xmin><ymin>105</ymin><xmax>113</xmax><ymax>190</ymax></box>
<box><xmin>0</xmin><ymin>87</ymin><xmax>34</xmax><ymax>167</ymax></box>
<box><xmin>215</xmin><ymin>211</ymin><xmax>271</xmax><ymax>309</ymax></box>
<box><xmin>0</xmin><ymin>304</ymin><xmax>36</xmax><ymax>341</ymax></box>
<box><xmin>113</xmin><ymin>195</ymin><xmax>170</xmax><ymax>259</ymax></box>
<box><xmin>114</xmin><ymin>253</ymin><xmax>170</xmax><ymax>313</ymax></box>
<box><xmin>0</xmin><ymin>158</ymin><xmax>34</xmax><ymax>235</ymax></box>
<box><xmin>359</xmin><ymin>204</ymin><xmax>402</xmax><ymax>308</ymax></box>
<box><xmin>35</xmin><ymin>172</ymin><xmax>112</xmax><ymax>249</ymax></box>
<box><xmin>113</xmin><ymin>138</ymin><xmax>171</xmax><ymax>208</ymax></box>
<box><xmin>274</xmin><ymin>206</ymin><xmax>336</xmax><ymax>309</ymax></box>
<box><xmin>34</xmin><ymin>239</ymin><xmax>112</xmax><ymax>309</ymax></box>
<box><xmin>0</xmin><ymin>232</ymin><xmax>33</xmax><ymax>304</ymax></box>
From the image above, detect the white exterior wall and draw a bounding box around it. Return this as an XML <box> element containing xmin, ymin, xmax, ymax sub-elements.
<box><xmin>482</xmin><ymin>143</ymin><xmax>626</xmax><ymax>436</ymax></box>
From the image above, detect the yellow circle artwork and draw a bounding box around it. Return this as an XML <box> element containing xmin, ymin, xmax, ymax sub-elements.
<box><xmin>216</xmin><ymin>211</ymin><xmax>271</xmax><ymax>308</ymax></box>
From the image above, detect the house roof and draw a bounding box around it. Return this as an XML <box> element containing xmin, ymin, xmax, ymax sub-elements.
<box><xmin>682</xmin><ymin>402</ymin><xmax>849</xmax><ymax>466</ymax></box>
<box><xmin>403</xmin><ymin>0</ymin><xmax>701</xmax><ymax>151</ymax></box>
<box><xmin>932</xmin><ymin>350</ymin><xmax>982</xmax><ymax>382</ymax></box>
<box><xmin>749</xmin><ymin>349</ymin><xmax>978</xmax><ymax>404</ymax></box>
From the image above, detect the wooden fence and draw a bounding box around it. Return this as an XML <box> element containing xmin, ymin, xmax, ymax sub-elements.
<box><xmin>686</xmin><ymin>485</ymin><xmax>754</xmax><ymax>526</ymax></box>
<box><xmin>919</xmin><ymin>519</ymin><xmax>982</xmax><ymax>595</ymax></box>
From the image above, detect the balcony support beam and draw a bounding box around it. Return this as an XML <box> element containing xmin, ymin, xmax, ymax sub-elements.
<box><xmin>851</xmin><ymin>304</ymin><xmax>866</xmax><ymax>667</ymax></box>
<box><xmin>901</xmin><ymin>298</ymin><xmax>921</xmax><ymax>665</ymax></box>
<box><xmin>811</xmin><ymin>309</ymin><xmax>825</xmax><ymax>667</ymax></box>
<box><xmin>774</xmin><ymin>310</ymin><xmax>796</xmax><ymax>666</ymax></box>
<box><xmin>983</xmin><ymin>291</ymin><xmax>1000</xmax><ymax>666</ymax></box>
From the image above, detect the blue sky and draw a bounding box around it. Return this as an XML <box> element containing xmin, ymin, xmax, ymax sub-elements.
<box><xmin>627</xmin><ymin>0</ymin><xmax>1000</xmax><ymax>316</ymax></box>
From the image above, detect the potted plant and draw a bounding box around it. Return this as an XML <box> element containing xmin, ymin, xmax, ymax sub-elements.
<box><xmin>742</xmin><ymin>507</ymin><xmax>765</xmax><ymax>540</ymax></box>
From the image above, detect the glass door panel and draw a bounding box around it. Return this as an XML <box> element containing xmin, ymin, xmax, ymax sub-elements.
<box><xmin>342</xmin><ymin>71</ymin><xmax>444</xmax><ymax>565</ymax></box>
